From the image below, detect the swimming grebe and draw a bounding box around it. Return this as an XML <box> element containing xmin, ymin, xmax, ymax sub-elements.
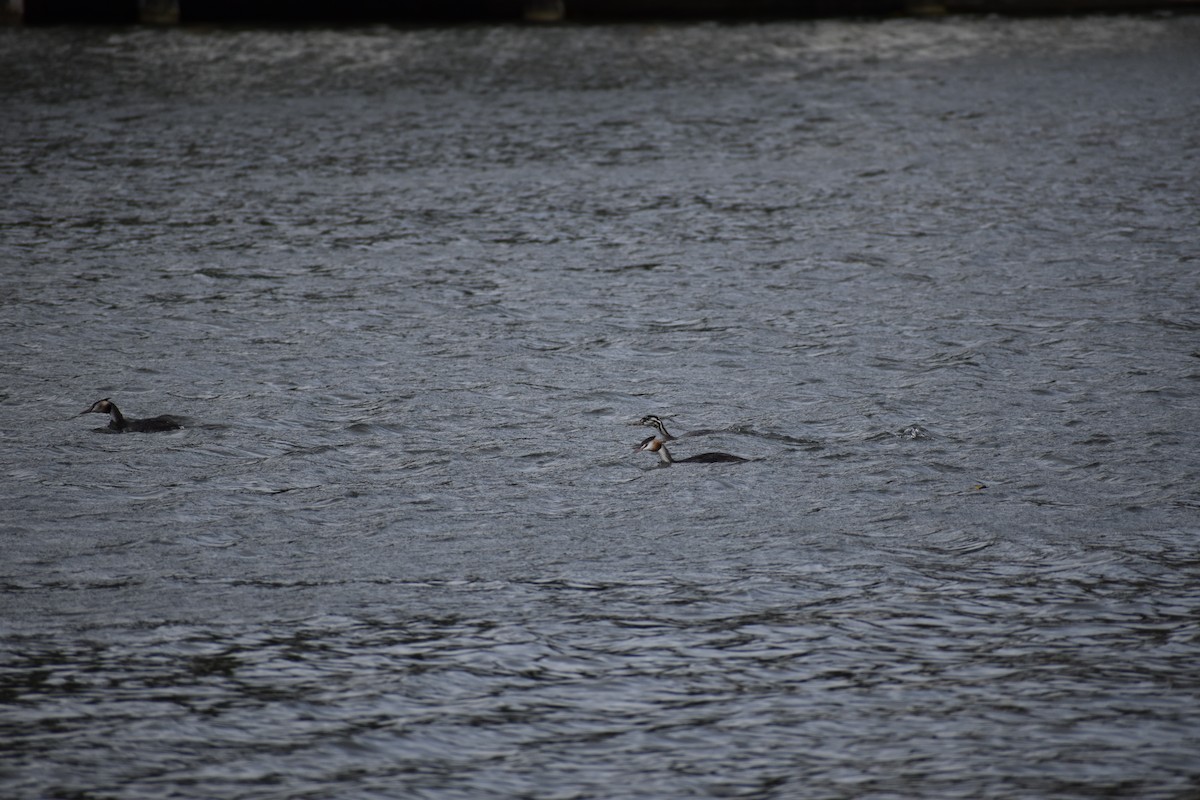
<box><xmin>78</xmin><ymin>398</ymin><xmax>182</xmax><ymax>432</ymax></box>
<box><xmin>638</xmin><ymin>437</ymin><xmax>746</xmax><ymax>465</ymax></box>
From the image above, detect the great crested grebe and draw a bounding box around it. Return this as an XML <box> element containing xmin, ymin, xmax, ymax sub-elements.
<box><xmin>638</xmin><ymin>437</ymin><xmax>747</xmax><ymax>465</ymax></box>
<box><xmin>78</xmin><ymin>398</ymin><xmax>182</xmax><ymax>432</ymax></box>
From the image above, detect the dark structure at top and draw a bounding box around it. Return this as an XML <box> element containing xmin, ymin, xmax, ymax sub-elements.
<box><xmin>6</xmin><ymin>0</ymin><xmax>1197</xmax><ymax>25</ymax></box>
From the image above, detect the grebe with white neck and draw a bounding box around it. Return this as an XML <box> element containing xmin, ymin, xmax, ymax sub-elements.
<box><xmin>638</xmin><ymin>437</ymin><xmax>747</xmax><ymax>465</ymax></box>
<box><xmin>77</xmin><ymin>398</ymin><xmax>182</xmax><ymax>433</ymax></box>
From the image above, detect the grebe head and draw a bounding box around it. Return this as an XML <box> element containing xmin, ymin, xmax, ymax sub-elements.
<box><xmin>80</xmin><ymin>398</ymin><xmax>114</xmax><ymax>416</ymax></box>
<box><xmin>638</xmin><ymin>415</ymin><xmax>673</xmax><ymax>438</ymax></box>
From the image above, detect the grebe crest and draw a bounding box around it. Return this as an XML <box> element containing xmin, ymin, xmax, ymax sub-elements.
<box><xmin>78</xmin><ymin>398</ymin><xmax>182</xmax><ymax>433</ymax></box>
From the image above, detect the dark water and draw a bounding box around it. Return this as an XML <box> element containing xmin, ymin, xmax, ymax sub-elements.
<box><xmin>2</xmin><ymin>16</ymin><xmax>1199</xmax><ymax>799</ymax></box>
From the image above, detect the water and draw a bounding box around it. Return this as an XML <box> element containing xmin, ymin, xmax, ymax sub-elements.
<box><xmin>2</xmin><ymin>15</ymin><xmax>1199</xmax><ymax>799</ymax></box>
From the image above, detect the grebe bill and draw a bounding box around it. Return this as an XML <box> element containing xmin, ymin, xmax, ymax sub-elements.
<box><xmin>78</xmin><ymin>398</ymin><xmax>182</xmax><ymax>433</ymax></box>
<box><xmin>638</xmin><ymin>437</ymin><xmax>747</xmax><ymax>465</ymax></box>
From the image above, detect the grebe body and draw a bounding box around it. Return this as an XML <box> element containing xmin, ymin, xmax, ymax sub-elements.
<box><xmin>638</xmin><ymin>437</ymin><xmax>746</xmax><ymax>465</ymax></box>
<box><xmin>79</xmin><ymin>398</ymin><xmax>182</xmax><ymax>432</ymax></box>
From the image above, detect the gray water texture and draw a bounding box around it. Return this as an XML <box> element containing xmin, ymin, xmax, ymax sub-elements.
<box><xmin>2</xmin><ymin>15</ymin><xmax>1199</xmax><ymax>800</ymax></box>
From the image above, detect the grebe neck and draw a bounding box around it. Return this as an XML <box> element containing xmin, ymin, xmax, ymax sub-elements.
<box><xmin>640</xmin><ymin>438</ymin><xmax>674</xmax><ymax>465</ymax></box>
<box><xmin>106</xmin><ymin>404</ymin><xmax>127</xmax><ymax>430</ymax></box>
<box><xmin>80</xmin><ymin>398</ymin><xmax>127</xmax><ymax>430</ymax></box>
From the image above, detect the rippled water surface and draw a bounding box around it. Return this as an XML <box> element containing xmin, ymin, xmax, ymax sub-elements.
<box><xmin>2</xmin><ymin>15</ymin><xmax>1199</xmax><ymax>799</ymax></box>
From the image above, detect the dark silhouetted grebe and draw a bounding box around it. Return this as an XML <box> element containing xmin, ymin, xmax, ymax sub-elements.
<box><xmin>638</xmin><ymin>437</ymin><xmax>746</xmax><ymax>465</ymax></box>
<box><xmin>78</xmin><ymin>398</ymin><xmax>182</xmax><ymax>432</ymax></box>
